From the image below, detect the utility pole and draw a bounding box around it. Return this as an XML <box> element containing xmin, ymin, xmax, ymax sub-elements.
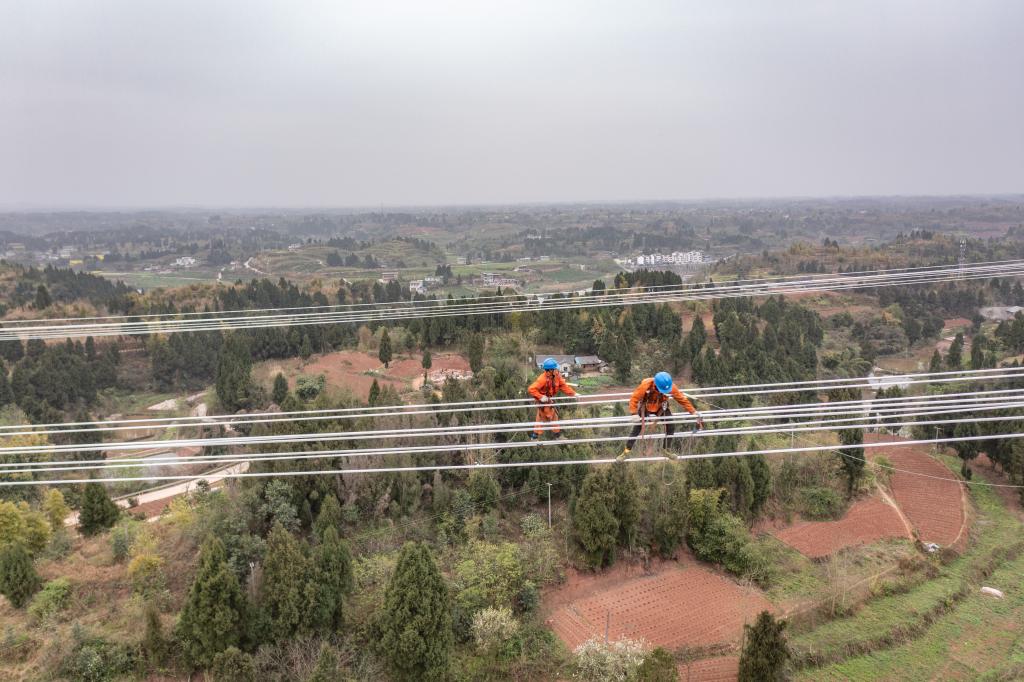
<box><xmin>547</xmin><ymin>483</ymin><xmax>553</xmax><ymax>528</ymax></box>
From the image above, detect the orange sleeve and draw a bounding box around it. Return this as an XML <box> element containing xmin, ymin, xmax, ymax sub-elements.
<box><xmin>629</xmin><ymin>379</ymin><xmax>650</xmax><ymax>414</ymax></box>
<box><xmin>557</xmin><ymin>374</ymin><xmax>576</xmax><ymax>396</ymax></box>
<box><xmin>528</xmin><ymin>373</ymin><xmax>546</xmax><ymax>401</ymax></box>
<box><xmin>671</xmin><ymin>385</ymin><xmax>697</xmax><ymax>414</ymax></box>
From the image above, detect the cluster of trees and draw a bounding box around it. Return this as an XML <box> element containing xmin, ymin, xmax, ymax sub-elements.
<box><xmin>691</xmin><ymin>296</ymin><xmax>822</xmax><ymax>403</ymax></box>
<box><xmin>4</xmin><ymin>337</ymin><xmax>118</xmax><ymax>423</ymax></box>
<box><xmin>6</xmin><ymin>264</ymin><xmax>132</xmax><ymax>312</ymax></box>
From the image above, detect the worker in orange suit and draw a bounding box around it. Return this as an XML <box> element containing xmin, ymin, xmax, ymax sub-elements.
<box><xmin>618</xmin><ymin>371</ymin><xmax>703</xmax><ymax>461</ymax></box>
<box><xmin>528</xmin><ymin>357</ymin><xmax>577</xmax><ymax>440</ymax></box>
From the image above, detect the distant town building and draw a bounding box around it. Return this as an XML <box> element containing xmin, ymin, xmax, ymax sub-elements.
<box><xmin>174</xmin><ymin>256</ymin><xmax>197</xmax><ymax>267</ymax></box>
<box><xmin>380</xmin><ymin>271</ymin><xmax>399</xmax><ymax>282</ymax></box>
<box><xmin>287</xmin><ymin>243</ymin><xmax>303</xmax><ymax>251</ymax></box>
<box><xmin>456</xmin><ymin>256</ymin><xmax>468</xmax><ymax>265</ymax></box>
<box><xmin>533</xmin><ymin>354</ymin><xmax>606</xmax><ymax>374</ymax></box>
<box><xmin>479</xmin><ymin>272</ymin><xmax>521</xmax><ymax>288</ymax></box>
<box><xmin>633</xmin><ymin>250</ymin><xmax>704</xmax><ymax>267</ymax></box>
<box><xmin>409</xmin><ymin>280</ymin><xmax>426</xmax><ymax>295</ymax></box>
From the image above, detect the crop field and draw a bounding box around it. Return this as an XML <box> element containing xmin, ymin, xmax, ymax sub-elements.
<box><xmin>867</xmin><ymin>435</ymin><xmax>968</xmax><ymax>549</ymax></box>
<box><xmin>772</xmin><ymin>495</ymin><xmax>911</xmax><ymax>559</ymax></box>
<box><xmin>545</xmin><ymin>559</ymin><xmax>773</xmax><ymax>651</ymax></box>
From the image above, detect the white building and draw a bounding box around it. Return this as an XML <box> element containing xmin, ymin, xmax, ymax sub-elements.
<box><xmin>634</xmin><ymin>250</ymin><xmax>704</xmax><ymax>267</ymax></box>
<box><xmin>409</xmin><ymin>280</ymin><xmax>426</xmax><ymax>295</ymax></box>
<box><xmin>174</xmin><ymin>256</ymin><xmax>198</xmax><ymax>267</ymax></box>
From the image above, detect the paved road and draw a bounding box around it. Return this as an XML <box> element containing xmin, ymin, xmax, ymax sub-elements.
<box><xmin>65</xmin><ymin>461</ymin><xmax>249</xmax><ymax>526</ymax></box>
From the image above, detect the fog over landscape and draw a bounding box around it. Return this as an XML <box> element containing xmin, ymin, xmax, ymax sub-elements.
<box><xmin>2</xmin><ymin>0</ymin><xmax>1022</xmax><ymax>208</ymax></box>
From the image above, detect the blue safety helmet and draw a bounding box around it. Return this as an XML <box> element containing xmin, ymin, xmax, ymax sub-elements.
<box><xmin>654</xmin><ymin>371</ymin><xmax>673</xmax><ymax>394</ymax></box>
<box><xmin>543</xmin><ymin>357</ymin><xmax>559</xmax><ymax>371</ymax></box>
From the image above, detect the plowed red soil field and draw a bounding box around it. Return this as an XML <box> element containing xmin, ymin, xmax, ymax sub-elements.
<box><xmin>866</xmin><ymin>433</ymin><xmax>968</xmax><ymax>549</ymax></box>
<box><xmin>544</xmin><ymin>560</ymin><xmax>772</xmax><ymax>652</ymax></box>
<box><xmin>680</xmin><ymin>656</ymin><xmax>739</xmax><ymax>681</ymax></box>
<box><xmin>771</xmin><ymin>495</ymin><xmax>910</xmax><ymax>558</ymax></box>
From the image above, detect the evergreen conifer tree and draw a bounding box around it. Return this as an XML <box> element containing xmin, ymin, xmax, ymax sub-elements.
<box><xmin>837</xmin><ymin>428</ymin><xmax>865</xmax><ymax>494</ymax></box>
<box><xmin>34</xmin><ymin>284</ymin><xmax>52</xmax><ymax>309</ymax></box>
<box><xmin>467</xmin><ymin>333</ymin><xmax>484</xmax><ymax>374</ymax></box>
<box><xmin>378</xmin><ymin>329</ymin><xmax>393</xmax><ymax>368</ymax></box>
<box><xmin>300</xmin><ymin>334</ymin><xmax>313</xmax><ymax>360</ymax></box>
<box><xmin>607</xmin><ymin>462</ymin><xmax>639</xmax><ymax>548</ymax></box>
<box><xmin>422</xmin><ymin>349</ymin><xmax>432</xmax><ymax>380</ymax></box>
<box><xmin>0</xmin><ymin>542</ymin><xmax>41</xmax><ymax>608</ymax></box>
<box><xmin>175</xmin><ymin>537</ymin><xmax>247</xmax><ymax>666</ymax></box>
<box><xmin>271</xmin><ymin>372</ymin><xmax>288</xmax><ymax>405</ymax></box>
<box><xmin>368</xmin><ymin>378</ymin><xmax>381</xmax><ymax>406</ymax></box>
<box><xmin>258</xmin><ymin>523</ymin><xmax>308</xmax><ymax>641</ymax></box>
<box><xmin>572</xmin><ymin>469</ymin><xmax>619</xmax><ymax>568</ymax></box>
<box><xmin>376</xmin><ymin>542</ymin><xmax>453</xmax><ymax>682</ymax></box>
<box><xmin>738</xmin><ymin>611</ymin><xmax>790</xmax><ymax>681</ymax></box>
<box><xmin>216</xmin><ymin>334</ymin><xmax>254</xmax><ymax>412</ymax></box>
<box><xmin>78</xmin><ymin>482</ymin><xmax>120</xmax><ymax>536</ymax></box>
<box><xmin>312</xmin><ymin>492</ymin><xmax>343</xmax><ymax>541</ymax></box>
<box><xmin>304</xmin><ymin>526</ymin><xmax>353</xmax><ymax>633</ymax></box>
<box><xmin>929</xmin><ymin>348</ymin><xmax>943</xmax><ymax>374</ymax></box>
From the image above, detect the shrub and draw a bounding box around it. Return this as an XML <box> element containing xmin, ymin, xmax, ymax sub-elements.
<box><xmin>59</xmin><ymin>626</ymin><xmax>135</xmax><ymax>682</ymax></box>
<box><xmin>472</xmin><ymin>606</ymin><xmax>520</xmax><ymax>656</ymax></box>
<box><xmin>636</xmin><ymin>647</ymin><xmax>679</xmax><ymax>681</ymax></box>
<box><xmin>873</xmin><ymin>455</ymin><xmax>894</xmax><ymax>487</ymax></box>
<box><xmin>210</xmin><ymin>646</ymin><xmax>257</xmax><ymax>682</ymax></box>
<box><xmin>686</xmin><ymin>489</ymin><xmax>770</xmax><ymax>583</ymax></box>
<box><xmin>799</xmin><ymin>486</ymin><xmax>844</xmax><ymax>521</ymax></box>
<box><xmin>738</xmin><ymin>611</ymin><xmax>789</xmax><ymax>681</ymax></box>
<box><xmin>28</xmin><ymin>578</ymin><xmax>71</xmax><ymax>622</ymax></box>
<box><xmin>128</xmin><ymin>553</ymin><xmax>166</xmax><ymax>596</ymax></box>
<box><xmin>573</xmin><ymin>637</ymin><xmax>647</xmax><ymax>682</ymax></box>
<box><xmin>41</xmin><ymin>489</ymin><xmax>70</xmax><ymax>531</ymax></box>
<box><xmin>454</xmin><ymin>541</ymin><xmax>528</xmax><ymax>614</ymax></box>
<box><xmin>295</xmin><ymin>374</ymin><xmax>326</xmax><ymax>401</ymax></box>
<box><xmin>109</xmin><ymin>519</ymin><xmax>140</xmax><ymax>563</ymax></box>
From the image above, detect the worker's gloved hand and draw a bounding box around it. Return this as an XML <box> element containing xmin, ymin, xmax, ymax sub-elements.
<box><xmin>630</xmin><ymin>413</ymin><xmax>643</xmax><ymax>423</ymax></box>
<box><xmin>540</xmin><ymin>395</ymin><xmax>550</xmax><ymax>403</ymax></box>
<box><xmin>695</xmin><ymin>413</ymin><xmax>705</xmax><ymax>430</ymax></box>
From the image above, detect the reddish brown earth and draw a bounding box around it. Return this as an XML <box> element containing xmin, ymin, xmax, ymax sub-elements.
<box><xmin>866</xmin><ymin>433</ymin><xmax>968</xmax><ymax>550</ymax></box>
<box><xmin>943</xmin><ymin>317</ymin><xmax>973</xmax><ymax>332</ymax></box>
<box><xmin>293</xmin><ymin>350</ymin><xmax>403</xmax><ymax>396</ymax></box>
<box><xmin>385</xmin><ymin>352</ymin><xmax>469</xmax><ymax>380</ymax></box>
<box><xmin>544</xmin><ymin>558</ymin><xmax>772</xmax><ymax>652</ymax></box>
<box><xmin>771</xmin><ymin>495</ymin><xmax>911</xmax><ymax>559</ymax></box>
<box><xmin>680</xmin><ymin>657</ymin><xmax>739</xmax><ymax>681</ymax></box>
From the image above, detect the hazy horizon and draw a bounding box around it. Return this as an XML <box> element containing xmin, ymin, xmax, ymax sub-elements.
<box><xmin>3</xmin><ymin>1</ymin><xmax>1022</xmax><ymax>208</ymax></box>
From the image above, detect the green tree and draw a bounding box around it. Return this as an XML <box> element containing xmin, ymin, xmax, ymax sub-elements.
<box><xmin>572</xmin><ymin>469</ymin><xmax>619</xmax><ymax>568</ymax></box>
<box><xmin>467</xmin><ymin>333</ymin><xmax>485</xmax><ymax>374</ymax></box>
<box><xmin>376</xmin><ymin>542</ymin><xmax>453</xmax><ymax>682</ymax></box>
<box><xmin>929</xmin><ymin>348</ymin><xmax>943</xmax><ymax>374</ymax></box>
<box><xmin>0</xmin><ymin>542</ymin><xmax>41</xmax><ymax>608</ymax></box>
<box><xmin>748</xmin><ymin>454</ymin><xmax>771</xmax><ymax>518</ymax></box>
<box><xmin>259</xmin><ymin>523</ymin><xmax>308</xmax><ymax>641</ymax></box>
<box><xmin>378</xmin><ymin>329</ymin><xmax>393</xmax><ymax>368</ymax></box>
<box><xmin>637</xmin><ymin>647</ymin><xmax>680</xmax><ymax>681</ymax></box>
<box><xmin>41</xmin><ymin>488</ymin><xmax>70</xmax><ymax>531</ymax></box>
<box><xmin>216</xmin><ymin>335</ymin><xmax>255</xmax><ymax>412</ymax></box>
<box><xmin>422</xmin><ymin>349</ymin><xmax>432</xmax><ymax>380</ymax></box>
<box><xmin>837</xmin><ymin>428</ymin><xmax>865</xmax><ymax>495</ymax></box>
<box><xmin>738</xmin><ymin>611</ymin><xmax>790</xmax><ymax>681</ymax></box>
<box><xmin>210</xmin><ymin>646</ymin><xmax>257</xmax><ymax>682</ymax></box>
<box><xmin>306</xmin><ymin>643</ymin><xmax>340</xmax><ymax>682</ymax></box>
<box><xmin>954</xmin><ymin>420</ymin><xmax>981</xmax><ymax>478</ymax></box>
<box><xmin>305</xmin><ymin>526</ymin><xmax>354</xmax><ymax>633</ymax></box>
<box><xmin>368</xmin><ymin>378</ymin><xmax>381</xmax><ymax>406</ymax></box>
<box><xmin>176</xmin><ymin>537</ymin><xmax>247</xmax><ymax>667</ymax></box>
<box><xmin>141</xmin><ymin>602</ymin><xmax>170</xmax><ymax>669</ymax></box>
<box><xmin>467</xmin><ymin>469</ymin><xmax>500</xmax><ymax>511</ymax></box>
<box><xmin>78</xmin><ymin>482</ymin><xmax>120</xmax><ymax>536</ymax></box>
<box><xmin>300</xmin><ymin>334</ymin><xmax>314</xmax><ymax>361</ymax></box>
<box><xmin>34</xmin><ymin>284</ymin><xmax>52</xmax><ymax>309</ymax></box>
<box><xmin>271</xmin><ymin>372</ymin><xmax>288</xmax><ymax>405</ymax></box>
<box><xmin>312</xmin><ymin>492</ymin><xmax>343</xmax><ymax>541</ymax></box>
<box><xmin>946</xmin><ymin>332</ymin><xmax>964</xmax><ymax>369</ymax></box>
<box><xmin>608</xmin><ymin>462</ymin><xmax>640</xmax><ymax>548</ymax></box>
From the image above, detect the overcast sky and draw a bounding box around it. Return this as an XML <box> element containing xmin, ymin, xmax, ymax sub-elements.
<box><xmin>1</xmin><ymin>0</ymin><xmax>1022</xmax><ymax>209</ymax></box>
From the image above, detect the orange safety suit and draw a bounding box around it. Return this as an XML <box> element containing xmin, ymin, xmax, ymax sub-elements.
<box><xmin>628</xmin><ymin>377</ymin><xmax>697</xmax><ymax>416</ymax></box>
<box><xmin>626</xmin><ymin>377</ymin><xmax>699</xmax><ymax>450</ymax></box>
<box><xmin>528</xmin><ymin>370</ymin><xmax>577</xmax><ymax>436</ymax></box>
